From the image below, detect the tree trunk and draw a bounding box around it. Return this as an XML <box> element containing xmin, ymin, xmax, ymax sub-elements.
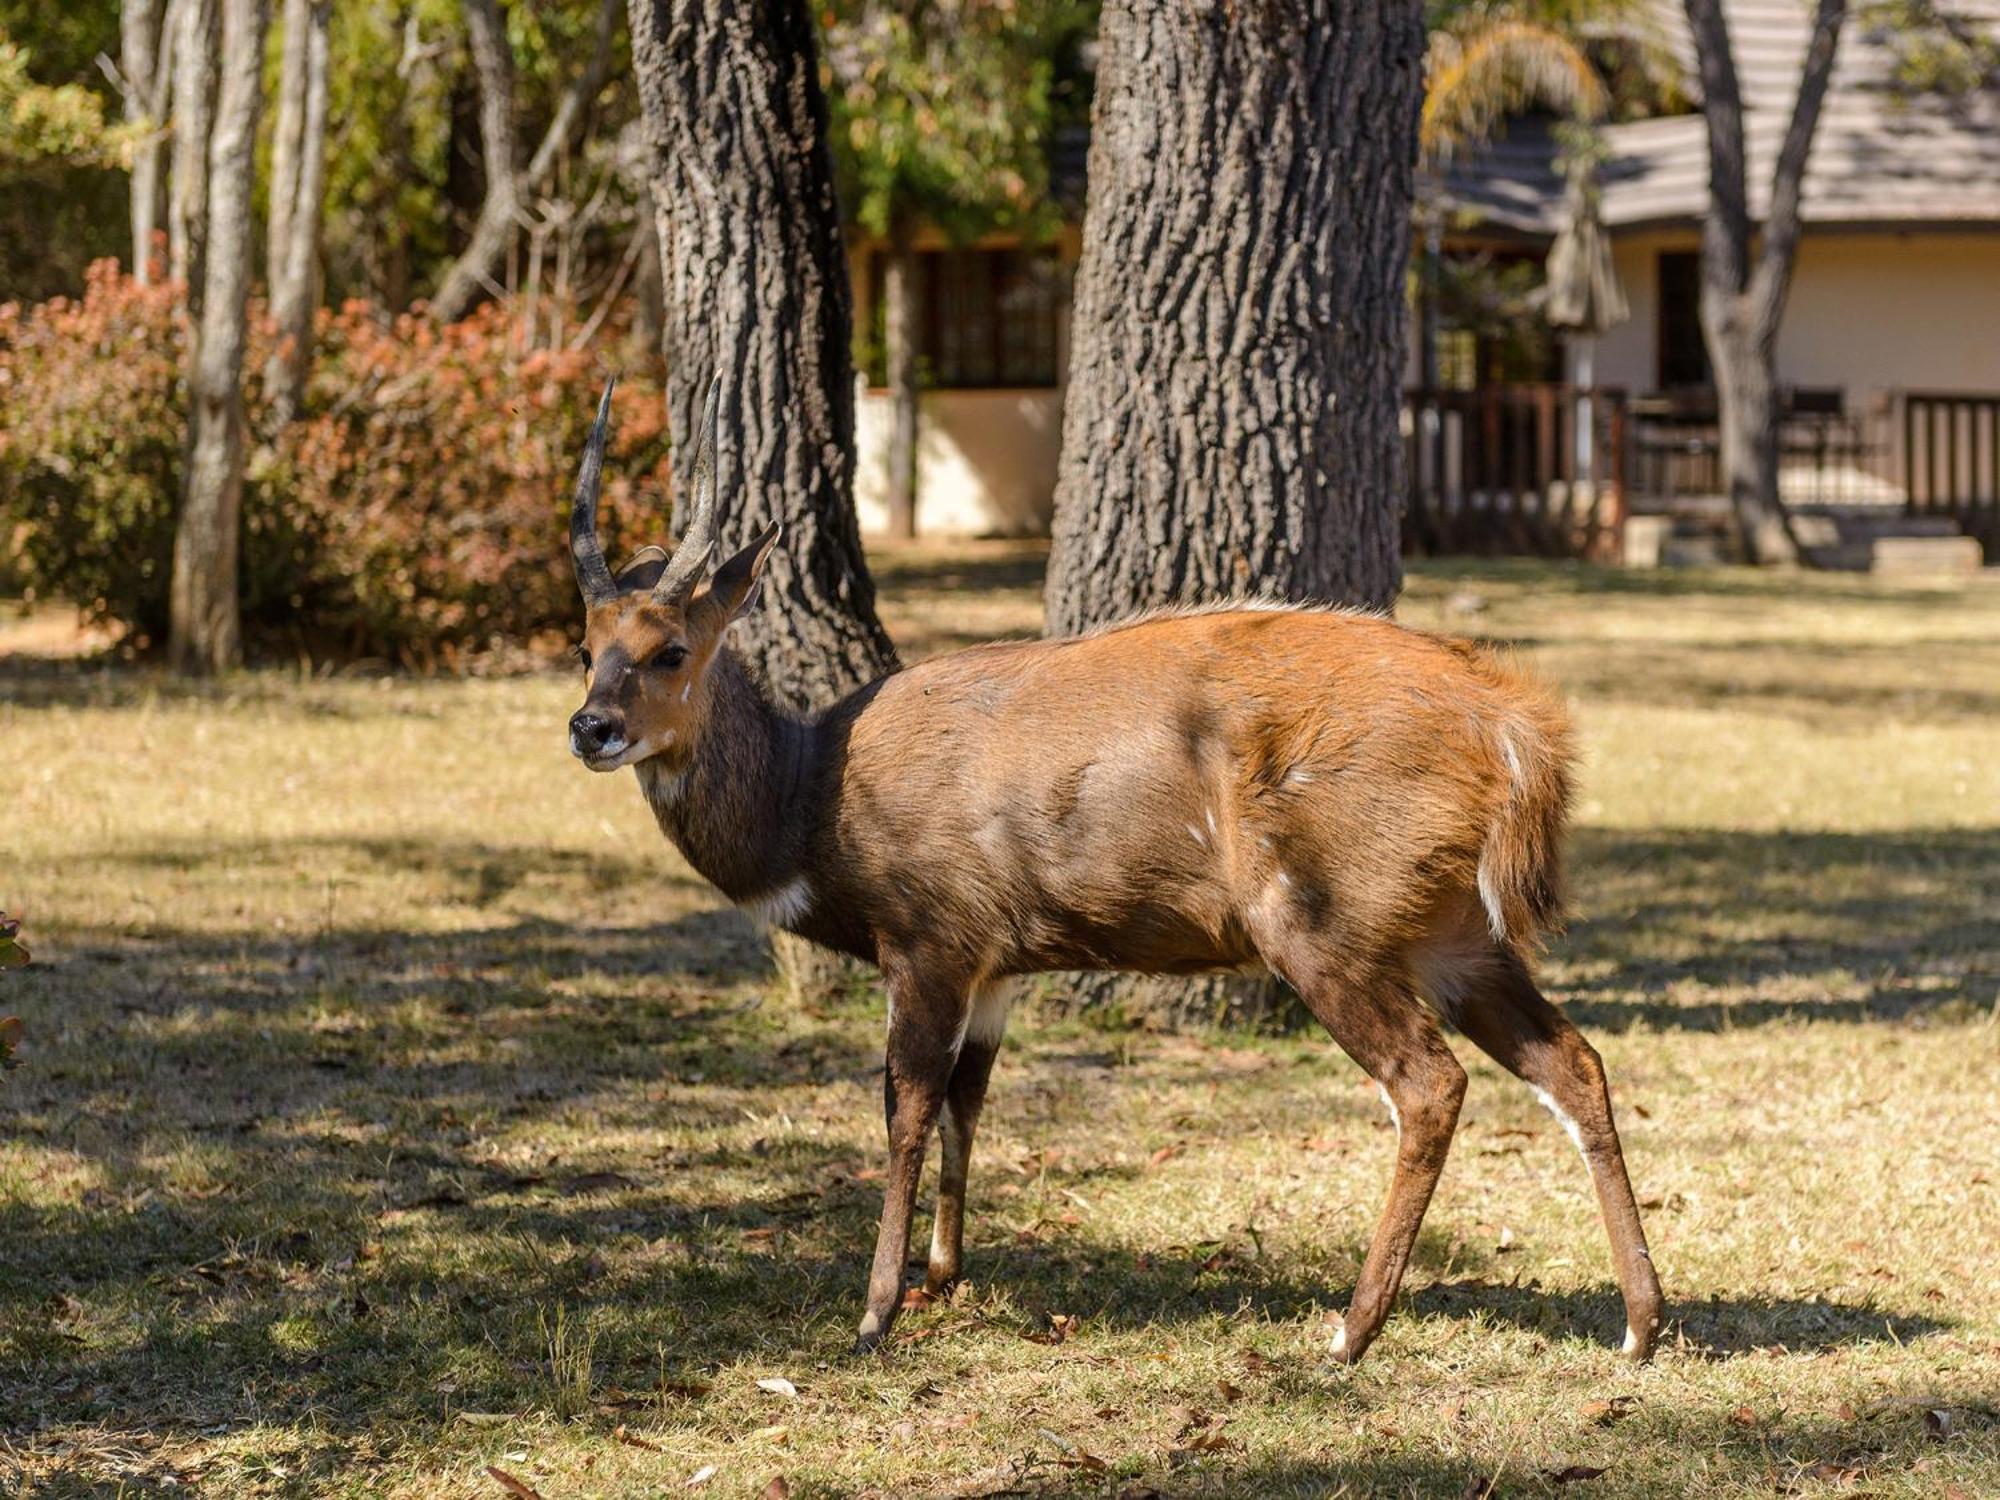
<box><xmin>630</xmin><ymin>0</ymin><xmax>898</xmax><ymax>711</ymax></box>
<box><xmin>120</xmin><ymin>0</ymin><xmax>173</xmax><ymax>284</ymax></box>
<box><xmin>629</xmin><ymin>181</ymin><xmax>664</xmax><ymax>369</ymax></box>
<box><xmin>1706</xmin><ymin>310</ymin><xmax>1794</xmax><ymax>564</ymax></box>
<box><xmin>1039</xmin><ymin>0</ymin><xmax>1424</xmax><ymax>1029</ymax></box>
<box><xmin>430</xmin><ymin>0</ymin><xmax>622</xmax><ymax>322</ymax></box>
<box><xmin>1684</xmin><ymin>0</ymin><xmax>1845</xmax><ymax>565</ymax></box>
<box><xmin>630</xmin><ymin>0</ymin><xmax>900</xmax><ymax>1002</ymax></box>
<box><xmin>168</xmin><ymin>0</ymin><xmax>217</xmax><ymax>296</ymax></box>
<box><xmin>169</xmin><ymin>0</ymin><xmax>267</xmax><ymax>675</ymax></box>
<box><xmin>1045</xmin><ymin>0</ymin><xmax>1419</xmax><ymax>642</ymax></box>
<box><xmin>264</xmin><ymin>0</ymin><xmax>329</xmax><ymax>425</ymax></box>
<box><xmin>883</xmin><ymin>210</ymin><xmax>920</xmax><ymax>540</ymax></box>
<box><xmin>265</xmin><ymin>0</ymin><xmax>309</xmax><ymax>283</ymax></box>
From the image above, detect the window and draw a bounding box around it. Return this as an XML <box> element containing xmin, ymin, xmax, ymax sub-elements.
<box><xmin>1656</xmin><ymin>251</ymin><xmax>1711</xmax><ymax>390</ymax></box>
<box><xmin>865</xmin><ymin>247</ymin><xmax>1064</xmax><ymax>390</ymax></box>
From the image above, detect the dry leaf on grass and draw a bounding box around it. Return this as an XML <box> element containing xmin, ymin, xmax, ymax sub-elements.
<box><xmin>485</xmin><ymin>1466</ymin><xmax>544</xmax><ymax>1500</ymax></box>
<box><xmin>756</xmin><ymin>1377</ymin><xmax>799</xmax><ymax>1399</ymax></box>
<box><xmin>612</xmin><ymin>1425</ymin><xmax>660</xmax><ymax>1451</ymax></box>
<box><xmin>1579</xmin><ymin>1395</ymin><xmax>1639</xmax><ymax>1424</ymax></box>
<box><xmin>685</xmin><ymin>1464</ymin><xmax>717</xmax><ymax>1487</ymax></box>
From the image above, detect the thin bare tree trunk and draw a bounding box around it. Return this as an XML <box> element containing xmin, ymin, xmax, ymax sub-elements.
<box><xmin>265</xmin><ymin>0</ymin><xmax>329</xmax><ymax>424</ymax></box>
<box><xmin>1041</xmin><ymin>0</ymin><xmax>1425</xmax><ymax>1029</ymax></box>
<box><xmin>883</xmin><ymin>210</ymin><xmax>920</xmax><ymax>540</ymax></box>
<box><xmin>1684</xmin><ymin>0</ymin><xmax>1846</xmax><ymax>565</ymax></box>
<box><xmin>629</xmin><ymin>0</ymin><xmax>899</xmax><ymax>1001</ymax></box>
<box><xmin>168</xmin><ymin>0</ymin><xmax>217</xmax><ymax>296</ymax></box>
<box><xmin>266</xmin><ymin>0</ymin><xmax>309</xmax><ymax>281</ymax></box>
<box><xmin>429</xmin><ymin>0</ymin><xmax>622</xmax><ymax>322</ymax></box>
<box><xmin>630</xmin><ymin>181</ymin><xmax>664</xmax><ymax>367</ymax></box>
<box><xmin>119</xmin><ymin>0</ymin><xmax>174</xmax><ymax>284</ymax></box>
<box><xmin>169</xmin><ymin>0</ymin><xmax>268</xmax><ymax>675</ymax></box>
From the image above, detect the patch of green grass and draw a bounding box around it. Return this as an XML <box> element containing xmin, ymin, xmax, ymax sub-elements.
<box><xmin>2</xmin><ymin>557</ymin><xmax>1997</xmax><ymax>1497</ymax></box>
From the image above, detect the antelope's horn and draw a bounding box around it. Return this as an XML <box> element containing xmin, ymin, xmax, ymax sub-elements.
<box><xmin>570</xmin><ymin>378</ymin><xmax>620</xmax><ymax>606</ymax></box>
<box><xmin>655</xmin><ymin>374</ymin><xmax>722</xmax><ymax>605</ymax></box>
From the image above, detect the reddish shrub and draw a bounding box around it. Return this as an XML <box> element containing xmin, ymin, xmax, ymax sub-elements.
<box><xmin>0</xmin><ymin>261</ymin><xmax>670</xmax><ymax>664</ymax></box>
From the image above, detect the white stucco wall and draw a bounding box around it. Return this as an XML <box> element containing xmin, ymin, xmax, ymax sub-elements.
<box><xmin>1591</xmin><ymin>229</ymin><xmax>2000</xmax><ymax>403</ymax></box>
<box><xmin>854</xmin><ymin>386</ymin><xmax>1064</xmax><ymax>536</ymax></box>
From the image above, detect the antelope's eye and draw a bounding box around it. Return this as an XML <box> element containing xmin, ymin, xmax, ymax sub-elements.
<box><xmin>657</xmin><ymin>643</ymin><xmax>689</xmax><ymax>671</ymax></box>
<box><xmin>578</xmin><ymin>646</ymin><xmax>593</xmax><ymax>673</ymax></box>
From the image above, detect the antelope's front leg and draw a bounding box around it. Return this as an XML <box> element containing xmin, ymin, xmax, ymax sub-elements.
<box><xmin>854</xmin><ymin>969</ymin><xmax>966</xmax><ymax>1353</ymax></box>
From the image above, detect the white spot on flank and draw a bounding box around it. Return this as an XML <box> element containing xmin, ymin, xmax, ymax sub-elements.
<box><xmin>1276</xmin><ymin>870</ymin><xmax>1293</xmax><ymax>890</ymax></box>
<box><xmin>1286</xmin><ymin>769</ymin><xmax>1314</xmax><ymax>786</ymax></box>
<box><xmin>1531</xmin><ymin>1084</ymin><xmax>1589</xmax><ymax>1160</ymax></box>
<box><xmin>680</xmin><ymin>681</ymin><xmax>691</xmax><ymax>703</ymax></box>
<box><xmin>1499</xmin><ymin>727</ymin><xmax>1523</xmax><ymax>785</ymax></box>
<box><xmin>1376</xmin><ymin>1082</ymin><xmax>1402</xmax><ymax>1138</ymax></box>
<box><xmin>1205</xmin><ymin>808</ymin><xmax>1218</xmax><ymax>839</ymax></box>
<box><xmin>740</xmin><ymin>876</ymin><xmax>813</xmax><ymax>932</ymax></box>
<box><xmin>1186</xmin><ymin>822</ymin><xmax>1208</xmax><ymax>848</ymax></box>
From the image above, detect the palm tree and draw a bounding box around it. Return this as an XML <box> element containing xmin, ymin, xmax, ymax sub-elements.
<box><xmin>1422</xmin><ymin>3</ymin><xmax>1613</xmax><ymax>165</ymax></box>
<box><xmin>1414</xmin><ymin>2</ymin><xmax>1665</xmax><ymax>388</ymax></box>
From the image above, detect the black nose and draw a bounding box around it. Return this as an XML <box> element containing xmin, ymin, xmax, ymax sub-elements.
<box><xmin>569</xmin><ymin>711</ymin><xmax>617</xmax><ymax>756</ymax></box>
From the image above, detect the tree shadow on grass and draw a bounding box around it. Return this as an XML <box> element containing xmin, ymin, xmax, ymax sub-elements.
<box><xmin>1555</xmin><ymin>826</ymin><xmax>1998</xmax><ymax>1032</ymax></box>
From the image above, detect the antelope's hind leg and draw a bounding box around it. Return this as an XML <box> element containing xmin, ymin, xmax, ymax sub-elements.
<box><xmin>1429</xmin><ymin>940</ymin><xmax>1666</xmax><ymax>1360</ymax></box>
<box><xmin>1268</xmin><ymin>940</ymin><xmax>1468</xmax><ymax>1366</ymax></box>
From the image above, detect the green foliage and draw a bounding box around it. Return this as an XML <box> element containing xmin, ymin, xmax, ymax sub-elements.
<box><xmin>823</xmin><ymin>0</ymin><xmax>1090</xmax><ymax>243</ymax></box>
<box><xmin>0</xmin><ymin>39</ymin><xmax>124</xmax><ymax>168</ymax></box>
<box><xmin>1862</xmin><ymin>1</ymin><xmax>2000</xmax><ymax>94</ymax></box>
<box><xmin>0</xmin><ymin>261</ymin><xmax>670</xmax><ymax>664</ymax></box>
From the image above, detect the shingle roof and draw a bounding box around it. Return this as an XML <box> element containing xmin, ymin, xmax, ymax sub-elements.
<box><xmin>1439</xmin><ymin>0</ymin><xmax>2000</xmax><ymax>235</ymax></box>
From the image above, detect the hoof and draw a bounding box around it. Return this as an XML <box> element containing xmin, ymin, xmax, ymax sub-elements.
<box><xmin>1327</xmin><ymin>1319</ymin><xmax>1365</xmax><ymax>1367</ymax></box>
<box><xmin>852</xmin><ymin>1310</ymin><xmax>893</xmax><ymax>1356</ymax></box>
<box><xmin>1621</xmin><ymin>1319</ymin><xmax>1661</xmax><ymax>1363</ymax></box>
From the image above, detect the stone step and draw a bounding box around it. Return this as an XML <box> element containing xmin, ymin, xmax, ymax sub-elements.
<box><xmin>1870</xmin><ymin>535</ymin><xmax>1986</xmax><ymax>577</ymax></box>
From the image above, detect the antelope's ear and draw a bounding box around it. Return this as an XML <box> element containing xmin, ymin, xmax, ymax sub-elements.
<box><xmin>613</xmin><ymin>544</ymin><xmax>669</xmax><ymax>593</ymax></box>
<box><xmin>699</xmin><ymin>522</ymin><xmax>783</xmax><ymax>628</ymax></box>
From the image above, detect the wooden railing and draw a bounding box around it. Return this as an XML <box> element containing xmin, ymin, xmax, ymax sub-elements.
<box><xmin>1403</xmin><ymin>385</ymin><xmax>1625</xmax><ymax>559</ymax></box>
<box><xmin>1904</xmin><ymin>392</ymin><xmax>2000</xmax><ymax>550</ymax></box>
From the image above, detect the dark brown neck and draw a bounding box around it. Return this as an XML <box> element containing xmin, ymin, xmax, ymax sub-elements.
<box><xmin>634</xmin><ymin>647</ymin><xmax>821</xmax><ymax>904</ymax></box>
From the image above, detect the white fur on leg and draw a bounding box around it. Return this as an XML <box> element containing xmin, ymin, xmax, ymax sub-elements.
<box><xmin>1530</xmin><ymin>1083</ymin><xmax>1589</xmax><ymax>1161</ymax></box>
<box><xmin>1622</xmin><ymin>1324</ymin><xmax>1641</xmax><ymax>1356</ymax></box>
<box><xmin>1375</xmin><ymin>1082</ymin><xmax>1402</xmax><ymax>1139</ymax></box>
<box><xmin>1328</xmin><ymin>1321</ymin><xmax>1349</xmax><ymax>1358</ymax></box>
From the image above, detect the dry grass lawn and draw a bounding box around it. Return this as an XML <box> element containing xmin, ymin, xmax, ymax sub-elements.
<box><xmin>1</xmin><ymin>550</ymin><xmax>1996</xmax><ymax>1498</ymax></box>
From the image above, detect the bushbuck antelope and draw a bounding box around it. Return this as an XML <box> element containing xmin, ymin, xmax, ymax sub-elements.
<box><xmin>566</xmin><ymin>379</ymin><xmax>1664</xmax><ymax>1364</ymax></box>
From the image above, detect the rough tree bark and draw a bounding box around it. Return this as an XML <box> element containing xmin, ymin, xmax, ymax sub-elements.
<box><xmin>168</xmin><ymin>0</ymin><xmax>267</xmax><ymax>674</ymax></box>
<box><xmin>882</xmin><ymin>210</ymin><xmax>919</xmax><ymax>539</ymax></box>
<box><xmin>428</xmin><ymin>0</ymin><xmax>622</xmax><ymax>322</ymax></box>
<box><xmin>118</xmin><ymin>0</ymin><xmax>175</xmax><ymax>283</ymax></box>
<box><xmin>167</xmin><ymin>0</ymin><xmax>216</xmax><ymax>295</ymax></box>
<box><xmin>1684</xmin><ymin>0</ymin><xmax>1846</xmax><ymax>565</ymax></box>
<box><xmin>1041</xmin><ymin>0</ymin><xmax>1425</xmax><ymax>1029</ymax></box>
<box><xmin>629</xmin><ymin>0</ymin><xmax>901</xmax><ymax>998</ymax></box>
<box><xmin>264</xmin><ymin>0</ymin><xmax>330</xmax><ymax>424</ymax></box>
